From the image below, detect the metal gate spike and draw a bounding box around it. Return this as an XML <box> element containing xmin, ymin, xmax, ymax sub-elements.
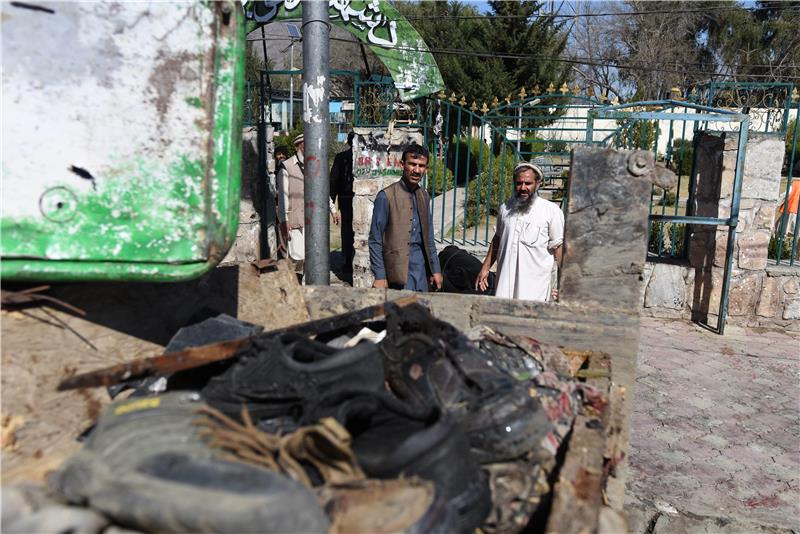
<box><xmin>519</xmin><ymin>87</ymin><xmax>527</xmax><ymax>99</ymax></box>
<box><xmin>459</xmin><ymin>95</ymin><xmax>467</xmax><ymax>106</ymax></box>
<box><xmin>533</xmin><ymin>85</ymin><xmax>540</xmax><ymax>95</ymax></box>
<box><xmin>571</xmin><ymin>83</ymin><xmax>581</xmax><ymax>96</ymax></box>
<box><xmin>491</xmin><ymin>96</ymin><xmax>499</xmax><ymax>107</ymax></box>
<box><xmin>470</xmin><ymin>101</ymin><xmax>478</xmax><ymax>112</ymax></box>
<box><xmin>481</xmin><ymin>102</ymin><xmax>489</xmax><ymax>114</ymax></box>
<box><xmin>547</xmin><ymin>82</ymin><xmax>556</xmax><ymax>93</ymax></box>
<box><xmin>559</xmin><ymin>82</ymin><xmax>569</xmax><ymax>94</ymax></box>
<box><xmin>792</xmin><ymin>87</ymin><xmax>799</xmax><ymax>102</ymax></box>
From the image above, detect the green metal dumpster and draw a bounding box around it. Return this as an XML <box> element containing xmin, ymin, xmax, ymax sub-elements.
<box><xmin>1</xmin><ymin>2</ymin><xmax>245</xmax><ymax>281</ymax></box>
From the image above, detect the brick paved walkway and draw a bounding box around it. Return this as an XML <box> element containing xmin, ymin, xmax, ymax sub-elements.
<box><xmin>626</xmin><ymin>318</ymin><xmax>800</xmax><ymax>532</ymax></box>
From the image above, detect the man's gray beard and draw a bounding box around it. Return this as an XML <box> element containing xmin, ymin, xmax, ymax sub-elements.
<box><xmin>512</xmin><ymin>191</ymin><xmax>536</xmax><ymax>214</ymax></box>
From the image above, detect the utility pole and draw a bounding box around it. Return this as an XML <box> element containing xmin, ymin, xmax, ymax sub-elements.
<box><xmin>302</xmin><ymin>0</ymin><xmax>330</xmax><ymax>284</ymax></box>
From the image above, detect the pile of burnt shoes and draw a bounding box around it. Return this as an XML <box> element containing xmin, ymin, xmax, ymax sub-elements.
<box><xmin>36</xmin><ymin>303</ymin><xmax>598</xmax><ymax>534</ymax></box>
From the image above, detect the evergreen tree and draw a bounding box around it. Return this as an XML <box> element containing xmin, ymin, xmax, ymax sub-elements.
<box><xmin>394</xmin><ymin>0</ymin><xmax>570</xmax><ymax>105</ymax></box>
<box><xmin>485</xmin><ymin>0</ymin><xmax>570</xmax><ymax>98</ymax></box>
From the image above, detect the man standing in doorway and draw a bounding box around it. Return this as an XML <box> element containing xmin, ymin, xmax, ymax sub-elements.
<box><xmin>369</xmin><ymin>144</ymin><xmax>443</xmax><ymax>291</ymax></box>
<box><xmin>475</xmin><ymin>162</ymin><xmax>564</xmax><ymax>301</ymax></box>
<box><xmin>330</xmin><ymin>131</ymin><xmax>355</xmax><ymax>275</ymax></box>
<box><xmin>277</xmin><ymin>133</ymin><xmax>339</xmax><ymax>274</ymax></box>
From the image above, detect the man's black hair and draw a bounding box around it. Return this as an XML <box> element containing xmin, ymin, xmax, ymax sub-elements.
<box><xmin>401</xmin><ymin>143</ymin><xmax>429</xmax><ymax>161</ymax></box>
<box><xmin>275</xmin><ymin>145</ymin><xmax>289</xmax><ymax>155</ymax></box>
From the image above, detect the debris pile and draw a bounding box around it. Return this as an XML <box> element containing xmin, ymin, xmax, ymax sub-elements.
<box><xmin>2</xmin><ymin>300</ymin><xmax>606</xmax><ymax>533</ymax></box>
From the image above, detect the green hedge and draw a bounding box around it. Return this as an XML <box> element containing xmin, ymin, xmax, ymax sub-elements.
<box><xmin>464</xmin><ymin>146</ymin><xmax>517</xmax><ymax>227</ymax></box>
<box><xmin>425</xmin><ymin>156</ymin><xmax>454</xmax><ymax>197</ymax></box>
<box><xmin>670</xmin><ymin>139</ymin><xmax>694</xmax><ymax>177</ymax></box>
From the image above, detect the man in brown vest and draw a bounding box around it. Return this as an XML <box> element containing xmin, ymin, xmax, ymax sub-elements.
<box><xmin>368</xmin><ymin>144</ymin><xmax>443</xmax><ymax>291</ymax></box>
<box><xmin>277</xmin><ymin>134</ymin><xmax>307</xmax><ymax>268</ymax></box>
<box><xmin>277</xmin><ymin>134</ymin><xmax>339</xmax><ymax>274</ymax></box>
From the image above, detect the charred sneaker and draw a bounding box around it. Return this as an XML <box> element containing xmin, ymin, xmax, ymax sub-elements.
<box><xmin>199</xmin><ymin>333</ymin><xmax>384</xmax><ymax>425</ymax></box>
<box><xmin>305</xmin><ymin>391</ymin><xmax>491</xmax><ymax>534</ymax></box>
<box><xmin>380</xmin><ymin>303</ymin><xmax>551</xmax><ymax>463</ymax></box>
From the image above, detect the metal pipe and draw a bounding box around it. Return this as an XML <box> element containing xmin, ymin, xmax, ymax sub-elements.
<box><xmin>776</xmin><ymin>98</ymin><xmax>800</xmax><ymax>265</ymax></box>
<box><xmin>302</xmin><ymin>0</ymin><xmax>330</xmax><ymax>285</ymax></box>
<box><xmin>289</xmin><ymin>41</ymin><xmax>295</xmax><ymax>131</ymax></box>
<box><xmin>717</xmin><ymin>121</ymin><xmax>750</xmax><ymax>334</ymax></box>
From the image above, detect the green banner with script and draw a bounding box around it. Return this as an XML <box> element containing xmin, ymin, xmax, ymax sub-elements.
<box><xmin>243</xmin><ymin>0</ymin><xmax>443</xmax><ymax>101</ymax></box>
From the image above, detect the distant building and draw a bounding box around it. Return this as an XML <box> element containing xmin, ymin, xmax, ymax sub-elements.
<box><xmin>262</xmin><ymin>89</ymin><xmax>352</xmax><ymax>140</ymax></box>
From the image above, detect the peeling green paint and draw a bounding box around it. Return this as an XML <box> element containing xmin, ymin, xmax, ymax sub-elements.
<box><xmin>1</xmin><ymin>3</ymin><xmax>245</xmax><ymax>282</ymax></box>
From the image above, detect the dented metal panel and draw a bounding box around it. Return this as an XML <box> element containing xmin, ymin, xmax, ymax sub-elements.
<box><xmin>1</xmin><ymin>2</ymin><xmax>245</xmax><ymax>281</ymax></box>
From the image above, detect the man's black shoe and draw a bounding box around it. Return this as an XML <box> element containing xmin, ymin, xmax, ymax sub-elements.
<box><xmin>305</xmin><ymin>390</ymin><xmax>491</xmax><ymax>534</ymax></box>
<box><xmin>380</xmin><ymin>303</ymin><xmax>551</xmax><ymax>463</ymax></box>
<box><xmin>200</xmin><ymin>333</ymin><xmax>385</xmax><ymax>424</ymax></box>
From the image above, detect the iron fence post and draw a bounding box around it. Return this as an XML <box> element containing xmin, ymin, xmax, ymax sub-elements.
<box><xmin>718</xmin><ymin>120</ymin><xmax>750</xmax><ymax>334</ymax></box>
<box><xmin>777</xmin><ymin>98</ymin><xmax>800</xmax><ymax>265</ymax></box>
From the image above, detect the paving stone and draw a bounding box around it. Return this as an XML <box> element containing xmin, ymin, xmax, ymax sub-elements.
<box><xmin>628</xmin><ymin>317</ymin><xmax>800</xmax><ymax>531</ymax></box>
<box><xmin>652</xmin><ymin>512</ymin><xmax>793</xmax><ymax>534</ymax></box>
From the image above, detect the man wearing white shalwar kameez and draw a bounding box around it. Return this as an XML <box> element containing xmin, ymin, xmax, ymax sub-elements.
<box><xmin>476</xmin><ymin>162</ymin><xmax>564</xmax><ymax>302</ymax></box>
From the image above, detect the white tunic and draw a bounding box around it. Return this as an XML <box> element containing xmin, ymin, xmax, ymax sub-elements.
<box><xmin>494</xmin><ymin>195</ymin><xmax>565</xmax><ymax>302</ymax></box>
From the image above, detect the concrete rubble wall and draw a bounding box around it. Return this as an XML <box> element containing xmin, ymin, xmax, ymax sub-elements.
<box><xmin>641</xmin><ymin>133</ymin><xmax>799</xmax><ymax>331</ymax></box>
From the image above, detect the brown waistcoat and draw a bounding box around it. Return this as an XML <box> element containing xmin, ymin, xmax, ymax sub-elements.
<box><xmin>382</xmin><ymin>180</ymin><xmax>435</xmax><ymax>287</ymax></box>
<box><xmin>282</xmin><ymin>156</ymin><xmax>304</xmax><ymax>230</ymax></box>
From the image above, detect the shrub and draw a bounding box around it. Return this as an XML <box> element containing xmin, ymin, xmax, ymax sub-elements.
<box><xmin>547</xmin><ymin>140</ymin><xmax>569</xmax><ymax>154</ymax></box>
<box><xmin>446</xmin><ymin>136</ymin><xmax>491</xmax><ymax>179</ymax></box>
<box><xmin>656</xmin><ymin>190</ymin><xmax>677</xmax><ymax>207</ymax></box>
<box><xmin>670</xmin><ymin>139</ymin><xmax>694</xmax><ymax>177</ymax></box>
<box><xmin>425</xmin><ymin>156</ymin><xmax>454</xmax><ymax>197</ymax></box>
<box><xmin>769</xmin><ymin>233</ymin><xmax>798</xmax><ymax>261</ymax></box>
<box><xmin>786</xmin><ymin>119</ymin><xmax>800</xmax><ymax>177</ymax></box>
<box><xmin>464</xmin><ymin>146</ymin><xmax>517</xmax><ymax>227</ymax></box>
<box><xmin>615</xmin><ymin>119</ymin><xmax>659</xmax><ymax>151</ymax></box>
<box><xmin>648</xmin><ymin>220</ymin><xmax>686</xmax><ymax>257</ymax></box>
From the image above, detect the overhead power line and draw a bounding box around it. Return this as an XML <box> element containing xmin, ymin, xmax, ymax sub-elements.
<box><xmin>246</xmin><ymin>35</ymin><xmax>800</xmax><ymax>81</ymax></box>
<box><xmin>400</xmin><ymin>6</ymin><xmax>800</xmax><ymax>20</ymax></box>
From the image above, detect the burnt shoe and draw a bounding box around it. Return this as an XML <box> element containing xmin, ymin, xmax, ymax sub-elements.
<box><xmin>50</xmin><ymin>392</ymin><xmax>329</xmax><ymax>533</ymax></box>
<box><xmin>380</xmin><ymin>303</ymin><xmax>551</xmax><ymax>463</ymax></box>
<box><xmin>305</xmin><ymin>390</ymin><xmax>491</xmax><ymax>533</ymax></box>
<box><xmin>200</xmin><ymin>333</ymin><xmax>384</xmax><ymax>424</ymax></box>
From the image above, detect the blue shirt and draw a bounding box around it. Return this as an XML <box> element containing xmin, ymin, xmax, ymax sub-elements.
<box><xmin>368</xmin><ymin>180</ymin><xmax>441</xmax><ymax>291</ymax></box>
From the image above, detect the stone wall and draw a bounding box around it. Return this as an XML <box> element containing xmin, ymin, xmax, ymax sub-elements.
<box><xmin>350</xmin><ymin>126</ymin><xmax>423</xmax><ymax>288</ymax></box>
<box><xmin>640</xmin><ymin>132</ymin><xmax>799</xmax><ymax>331</ymax></box>
<box><xmin>221</xmin><ymin>126</ymin><xmax>262</xmax><ymax>265</ymax></box>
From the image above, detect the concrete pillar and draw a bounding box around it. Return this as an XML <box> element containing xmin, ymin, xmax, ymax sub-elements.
<box><xmin>350</xmin><ymin>127</ymin><xmax>423</xmax><ymax>288</ymax></box>
<box><xmin>221</xmin><ymin>127</ymin><xmax>262</xmax><ymax>265</ymax></box>
<box><xmin>687</xmin><ymin>132</ymin><xmax>785</xmax><ymax>323</ymax></box>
